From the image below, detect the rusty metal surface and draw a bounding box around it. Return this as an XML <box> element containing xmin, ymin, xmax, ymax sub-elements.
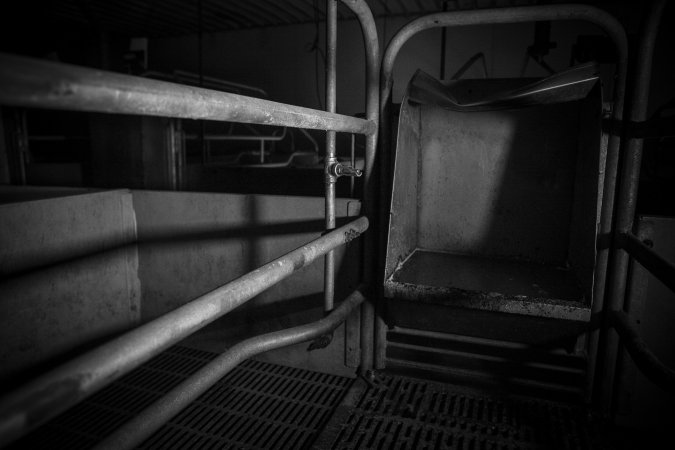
<box><xmin>0</xmin><ymin>53</ymin><xmax>374</xmax><ymax>136</ymax></box>
<box><xmin>385</xmin><ymin>250</ymin><xmax>590</xmax><ymax>322</ymax></box>
<box><xmin>11</xmin><ymin>346</ymin><xmax>352</xmax><ymax>450</ymax></box>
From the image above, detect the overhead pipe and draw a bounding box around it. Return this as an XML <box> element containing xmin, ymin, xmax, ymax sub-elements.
<box><xmin>94</xmin><ymin>287</ymin><xmax>367</xmax><ymax>450</ymax></box>
<box><xmin>610</xmin><ymin>310</ymin><xmax>675</xmax><ymax>394</ymax></box>
<box><xmin>0</xmin><ymin>216</ymin><xmax>368</xmax><ymax>448</ymax></box>
<box><xmin>340</xmin><ymin>0</ymin><xmax>381</xmax><ymax>373</ymax></box>
<box><xmin>0</xmin><ymin>53</ymin><xmax>375</xmax><ymax>136</ymax></box>
<box><xmin>378</xmin><ymin>2</ymin><xmax>628</xmax><ymax>384</ymax></box>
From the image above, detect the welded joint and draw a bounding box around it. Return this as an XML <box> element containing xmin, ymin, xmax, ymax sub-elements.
<box><xmin>325</xmin><ymin>156</ymin><xmax>338</xmax><ymax>184</ymax></box>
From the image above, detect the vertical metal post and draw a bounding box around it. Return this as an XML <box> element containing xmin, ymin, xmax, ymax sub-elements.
<box><xmin>14</xmin><ymin>110</ymin><xmax>28</xmax><ymax>185</ymax></box>
<box><xmin>324</xmin><ymin>0</ymin><xmax>338</xmax><ymax>314</ymax></box>
<box><xmin>440</xmin><ymin>1</ymin><xmax>448</xmax><ymax>80</ymax></box>
<box><xmin>340</xmin><ymin>0</ymin><xmax>381</xmax><ymax>373</ymax></box>
<box><xmin>350</xmin><ymin>133</ymin><xmax>355</xmax><ymax>197</ymax></box>
<box><xmin>167</xmin><ymin>119</ymin><xmax>178</xmax><ymax>190</ymax></box>
<box><xmin>598</xmin><ymin>0</ymin><xmax>667</xmax><ymax>415</ymax></box>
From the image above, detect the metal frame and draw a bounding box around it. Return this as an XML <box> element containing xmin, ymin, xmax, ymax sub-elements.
<box><xmin>377</xmin><ymin>1</ymin><xmax>675</xmax><ymax>412</ymax></box>
<box><xmin>0</xmin><ymin>0</ymin><xmax>380</xmax><ymax>445</ymax></box>
<box><xmin>377</xmin><ymin>4</ymin><xmax>628</xmax><ymax>372</ymax></box>
<box><xmin>598</xmin><ymin>0</ymin><xmax>675</xmax><ymax>410</ymax></box>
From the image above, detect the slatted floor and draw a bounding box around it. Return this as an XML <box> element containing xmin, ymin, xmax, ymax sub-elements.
<box><xmin>316</xmin><ymin>373</ymin><xmax>598</xmax><ymax>450</ymax></box>
<box><xmin>10</xmin><ymin>346</ymin><xmax>353</xmax><ymax>449</ymax></box>
<box><xmin>10</xmin><ymin>346</ymin><xmax>606</xmax><ymax>450</ymax></box>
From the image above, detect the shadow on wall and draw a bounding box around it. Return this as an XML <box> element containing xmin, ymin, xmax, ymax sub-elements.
<box><xmin>0</xmin><ymin>189</ymin><xmax>362</xmax><ymax>390</ymax></box>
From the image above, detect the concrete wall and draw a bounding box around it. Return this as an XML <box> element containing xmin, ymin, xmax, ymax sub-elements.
<box><xmin>0</xmin><ymin>187</ymin><xmax>363</xmax><ymax>385</ymax></box>
<box><xmin>133</xmin><ymin>190</ymin><xmax>362</xmax><ymax>376</ymax></box>
<box><xmin>0</xmin><ymin>187</ymin><xmax>141</xmax><ymax>387</ymax></box>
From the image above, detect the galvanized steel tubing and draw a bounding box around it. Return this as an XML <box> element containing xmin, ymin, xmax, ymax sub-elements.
<box><xmin>94</xmin><ymin>286</ymin><xmax>367</xmax><ymax>450</ymax></box>
<box><xmin>378</xmin><ymin>2</ymin><xmax>628</xmax><ymax>389</ymax></box>
<box><xmin>0</xmin><ymin>216</ymin><xmax>369</xmax><ymax>448</ymax></box>
<box><xmin>325</xmin><ymin>0</ymin><xmax>338</xmax><ymax>314</ymax></box>
<box><xmin>0</xmin><ymin>52</ymin><xmax>374</xmax><ymax>136</ymax></box>
<box><xmin>340</xmin><ymin>0</ymin><xmax>381</xmax><ymax>373</ymax></box>
<box><xmin>602</xmin><ymin>0</ymin><xmax>669</xmax><ymax>410</ymax></box>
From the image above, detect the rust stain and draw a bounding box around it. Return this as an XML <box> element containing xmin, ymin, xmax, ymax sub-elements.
<box><xmin>344</xmin><ymin>228</ymin><xmax>362</xmax><ymax>243</ymax></box>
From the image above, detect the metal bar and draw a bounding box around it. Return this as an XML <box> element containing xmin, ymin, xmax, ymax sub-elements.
<box><xmin>0</xmin><ymin>216</ymin><xmax>369</xmax><ymax>448</ymax></box>
<box><xmin>324</xmin><ymin>0</ymin><xmax>338</xmax><ymax>314</ymax></box>
<box><xmin>350</xmin><ymin>133</ymin><xmax>356</xmax><ymax>197</ymax></box>
<box><xmin>0</xmin><ymin>53</ymin><xmax>375</xmax><ymax>136</ymax></box>
<box><xmin>614</xmin><ymin>221</ymin><xmax>651</xmax><ymax>414</ymax></box>
<box><xmin>618</xmin><ymin>232</ymin><xmax>675</xmax><ymax>294</ymax></box>
<box><xmin>340</xmin><ymin>0</ymin><xmax>381</xmax><ymax>372</ymax></box>
<box><xmin>378</xmin><ymin>1</ymin><xmax>628</xmax><ymax>388</ymax></box>
<box><xmin>93</xmin><ymin>286</ymin><xmax>367</xmax><ymax>450</ymax></box>
<box><xmin>609</xmin><ymin>310</ymin><xmax>675</xmax><ymax>393</ymax></box>
<box><xmin>597</xmin><ymin>0</ymin><xmax>667</xmax><ymax>414</ymax></box>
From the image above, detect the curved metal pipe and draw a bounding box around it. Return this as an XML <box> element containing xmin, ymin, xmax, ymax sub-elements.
<box><xmin>0</xmin><ymin>216</ymin><xmax>369</xmax><ymax>448</ymax></box>
<box><xmin>610</xmin><ymin>310</ymin><xmax>675</xmax><ymax>393</ymax></box>
<box><xmin>94</xmin><ymin>287</ymin><xmax>367</xmax><ymax>450</ymax></box>
<box><xmin>340</xmin><ymin>0</ymin><xmax>381</xmax><ymax>372</ymax></box>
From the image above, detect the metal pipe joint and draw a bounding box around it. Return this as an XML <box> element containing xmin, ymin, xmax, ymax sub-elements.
<box><xmin>328</xmin><ymin>161</ymin><xmax>363</xmax><ymax>178</ymax></box>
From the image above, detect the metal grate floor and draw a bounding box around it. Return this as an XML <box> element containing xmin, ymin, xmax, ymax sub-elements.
<box><xmin>11</xmin><ymin>346</ymin><xmax>353</xmax><ymax>450</ymax></box>
<box><xmin>315</xmin><ymin>373</ymin><xmax>599</xmax><ymax>450</ymax></box>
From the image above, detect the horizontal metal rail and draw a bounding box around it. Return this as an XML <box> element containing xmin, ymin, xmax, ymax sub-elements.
<box><xmin>94</xmin><ymin>286</ymin><xmax>367</xmax><ymax>450</ymax></box>
<box><xmin>618</xmin><ymin>232</ymin><xmax>675</xmax><ymax>294</ymax></box>
<box><xmin>610</xmin><ymin>310</ymin><xmax>675</xmax><ymax>393</ymax></box>
<box><xmin>0</xmin><ymin>216</ymin><xmax>368</xmax><ymax>448</ymax></box>
<box><xmin>0</xmin><ymin>53</ymin><xmax>375</xmax><ymax>136</ymax></box>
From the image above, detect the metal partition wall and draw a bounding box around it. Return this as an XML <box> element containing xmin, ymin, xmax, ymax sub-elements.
<box><xmin>0</xmin><ymin>0</ymin><xmax>380</xmax><ymax>447</ymax></box>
